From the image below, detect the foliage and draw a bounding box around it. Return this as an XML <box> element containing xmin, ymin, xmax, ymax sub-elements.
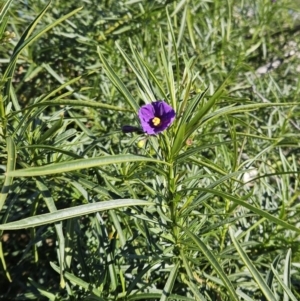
<box><xmin>0</xmin><ymin>0</ymin><xmax>300</xmax><ymax>300</ymax></box>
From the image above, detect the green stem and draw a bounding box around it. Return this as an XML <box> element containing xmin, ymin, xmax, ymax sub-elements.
<box><xmin>168</xmin><ymin>162</ymin><xmax>179</xmax><ymax>241</ymax></box>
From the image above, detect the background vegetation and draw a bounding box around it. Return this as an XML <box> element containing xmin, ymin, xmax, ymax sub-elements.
<box><xmin>0</xmin><ymin>0</ymin><xmax>300</xmax><ymax>300</ymax></box>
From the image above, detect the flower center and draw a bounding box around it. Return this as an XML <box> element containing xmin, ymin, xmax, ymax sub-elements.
<box><xmin>152</xmin><ymin>117</ymin><xmax>161</xmax><ymax>126</ymax></box>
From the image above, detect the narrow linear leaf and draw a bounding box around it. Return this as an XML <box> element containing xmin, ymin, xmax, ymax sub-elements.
<box><xmin>127</xmin><ymin>291</ymin><xmax>195</xmax><ymax>301</ymax></box>
<box><xmin>236</xmin><ymin>289</ymin><xmax>256</xmax><ymax>301</ymax></box>
<box><xmin>283</xmin><ymin>249</ymin><xmax>292</xmax><ymax>301</ymax></box>
<box><xmin>6</xmin><ymin>154</ymin><xmax>169</xmax><ymax>177</ymax></box>
<box><xmin>200</xmin><ymin>102</ymin><xmax>300</xmax><ymax>128</ymax></box>
<box><xmin>180</xmin><ymin>250</ymin><xmax>194</xmax><ymax>280</ymax></box>
<box><xmin>97</xmin><ymin>46</ymin><xmax>139</xmax><ymax>113</ymax></box>
<box><xmin>50</xmin><ymin>262</ymin><xmax>103</xmax><ymax>299</ymax></box>
<box><xmin>160</xmin><ymin>261</ymin><xmax>180</xmax><ymax>301</ymax></box>
<box><xmin>182</xmin><ymin>276</ymin><xmax>207</xmax><ymax>301</ymax></box>
<box><xmin>0</xmin><ymin>0</ymin><xmax>14</xmax><ymax>24</ymax></box>
<box><xmin>264</xmin><ymin>254</ymin><xmax>281</xmax><ymax>293</ymax></box>
<box><xmin>38</xmin><ymin>74</ymin><xmax>84</xmax><ymax>101</ymax></box>
<box><xmin>171</xmin><ymin>88</ymin><xmax>209</xmax><ymax>158</ymax></box>
<box><xmin>20</xmin><ymin>145</ymin><xmax>82</xmax><ymax>159</ymax></box>
<box><xmin>108</xmin><ymin>239</ymin><xmax>118</xmax><ymax>291</ymax></box>
<box><xmin>41</xmin><ymin>64</ymin><xmax>89</xmax><ymax>101</ymax></box>
<box><xmin>10</xmin><ymin>99</ymin><xmax>131</xmax><ymax>119</ymax></box>
<box><xmin>199</xmin><ymin>188</ymin><xmax>300</xmax><ymax>234</ymax></box>
<box><xmin>0</xmin><ymin>137</ymin><xmax>15</xmax><ymax>281</ymax></box>
<box><xmin>166</xmin><ymin>8</ymin><xmax>180</xmax><ymax>89</ymax></box>
<box><xmin>28</xmin><ymin>278</ymin><xmax>56</xmax><ymax>301</ymax></box>
<box><xmin>36</xmin><ymin>179</ymin><xmax>66</xmax><ymax>287</ymax></box>
<box><xmin>116</xmin><ymin>41</ymin><xmax>155</xmax><ymax>102</ymax></box>
<box><xmin>229</xmin><ymin>228</ymin><xmax>277</xmax><ymax>301</ymax></box>
<box><xmin>109</xmin><ymin>210</ymin><xmax>126</xmax><ymax>247</ymax></box>
<box><xmin>126</xmin><ymin>258</ymin><xmax>163</xmax><ymax>295</ymax></box>
<box><xmin>4</xmin><ymin>4</ymin><xmax>82</xmax><ymax>105</ymax></box>
<box><xmin>37</xmin><ymin>117</ymin><xmax>63</xmax><ymax>143</ymax></box>
<box><xmin>181</xmin><ymin>89</ymin><xmax>209</xmax><ymax>125</ymax></box>
<box><xmin>0</xmin><ymin>199</ymin><xmax>154</xmax><ymax>230</ymax></box>
<box><xmin>0</xmin><ymin>242</ymin><xmax>12</xmax><ymax>282</ymax></box>
<box><xmin>0</xmin><ymin>136</ymin><xmax>16</xmax><ymax>211</ymax></box>
<box><xmin>183</xmin><ymin>227</ymin><xmax>239</xmax><ymax>301</ymax></box>
<box><xmin>130</xmin><ymin>42</ymin><xmax>167</xmax><ymax>100</ymax></box>
<box><xmin>185</xmin><ymin>66</ymin><xmax>239</xmax><ymax>138</ymax></box>
<box><xmin>3</xmin><ymin>5</ymin><xmax>82</xmax><ymax>79</ymax></box>
<box><xmin>271</xmin><ymin>264</ymin><xmax>297</xmax><ymax>301</ymax></box>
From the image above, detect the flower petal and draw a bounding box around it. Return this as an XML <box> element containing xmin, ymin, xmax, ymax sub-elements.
<box><xmin>152</xmin><ymin>101</ymin><xmax>174</xmax><ymax>117</ymax></box>
<box><xmin>138</xmin><ymin>104</ymin><xmax>155</xmax><ymax>122</ymax></box>
<box><xmin>138</xmin><ymin>101</ymin><xmax>176</xmax><ymax>135</ymax></box>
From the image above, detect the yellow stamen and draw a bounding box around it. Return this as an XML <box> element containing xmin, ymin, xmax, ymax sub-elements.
<box><xmin>152</xmin><ymin>117</ymin><xmax>161</xmax><ymax>126</ymax></box>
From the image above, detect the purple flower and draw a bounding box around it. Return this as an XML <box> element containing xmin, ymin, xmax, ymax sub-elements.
<box><xmin>138</xmin><ymin>101</ymin><xmax>176</xmax><ymax>135</ymax></box>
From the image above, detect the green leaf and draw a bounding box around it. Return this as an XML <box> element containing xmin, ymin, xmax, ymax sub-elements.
<box><xmin>126</xmin><ymin>257</ymin><xmax>163</xmax><ymax>295</ymax></box>
<box><xmin>3</xmin><ymin>2</ymin><xmax>82</xmax><ymax>106</ymax></box>
<box><xmin>128</xmin><ymin>39</ymin><xmax>167</xmax><ymax>100</ymax></box>
<box><xmin>198</xmin><ymin>188</ymin><xmax>300</xmax><ymax>234</ymax></box>
<box><xmin>127</xmin><ymin>291</ymin><xmax>195</xmax><ymax>301</ymax></box>
<box><xmin>97</xmin><ymin>46</ymin><xmax>139</xmax><ymax>113</ymax></box>
<box><xmin>160</xmin><ymin>261</ymin><xmax>180</xmax><ymax>301</ymax></box>
<box><xmin>0</xmin><ymin>0</ymin><xmax>13</xmax><ymax>25</ymax></box>
<box><xmin>180</xmin><ymin>250</ymin><xmax>194</xmax><ymax>280</ymax></box>
<box><xmin>182</xmin><ymin>275</ymin><xmax>207</xmax><ymax>301</ymax></box>
<box><xmin>22</xmin><ymin>96</ymin><xmax>114</xmax><ymax>113</ymax></box>
<box><xmin>6</xmin><ymin>154</ymin><xmax>169</xmax><ymax>177</ymax></box>
<box><xmin>109</xmin><ymin>210</ymin><xmax>126</xmax><ymax>247</ymax></box>
<box><xmin>265</xmin><ymin>254</ymin><xmax>281</xmax><ymax>291</ymax></box>
<box><xmin>236</xmin><ymin>289</ymin><xmax>256</xmax><ymax>301</ymax></box>
<box><xmin>272</xmin><ymin>261</ymin><xmax>297</xmax><ymax>301</ymax></box>
<box><xmin>116</xmin><ymin>41</ymin><xmax>155</xmax><ymax>102</ymax></box>
<box><xmin>229</xmin><ymin>228</ymin><xmax>277</xmax><ymax>301</ymax></box>
<box><xmin>283</xmin><ymin>249</ymin><xmax>292</xmax><ymax>301</ymax></box>
<box><xmin>50</xmin><ymin>262</ymin><xmax>104</xmax><ymax>299</ymax></box>
<box><xmin>183</xmin><ymin>227</ymin><xmax>239</xmax><ymax>301</ymax></box>
<box><xmin>36</xmin><ymin>179</ymin><xmax>66</xmax><ymax>287</ymax></box>
<box><xmin>184</xmin><ymin>67</ymin><xmax>239</xmax><ymax>139</ymax></box>
<box><xmin>0</xmin><ymin>199</ymin><xmax>154</xmax><ymax>230</ymax></box>
<box><xmin>28</xmin><ymin>278</ymin><xmax>56</xmax><ymax>301</ymax></box>
<box><xmin>37</xmin><ymin>117</ymin><xmax>63</xmax><ymax>143</ymax></box>
<box><xmin>171</xmin><ymin>88</ymin><xmax>209</xmax><ymax>158</ymax></box>
<box><xmin>0</xmin><ymin>136</ymin><xmax>16</xmax><ymax>212</ymax></box>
